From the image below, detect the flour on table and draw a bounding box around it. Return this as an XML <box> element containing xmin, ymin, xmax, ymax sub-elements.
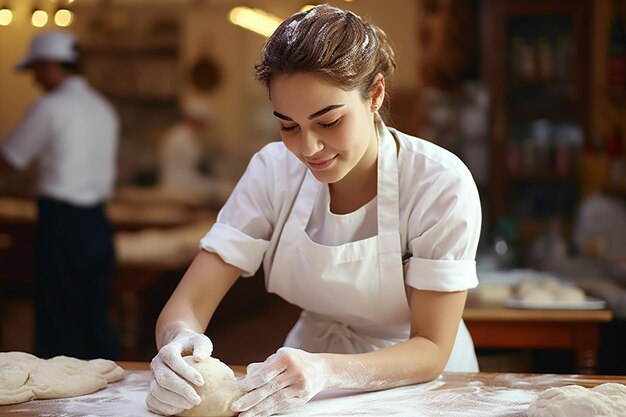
<box><xmin>176</xmin><ymin>356</ymin><xmax>243</xmax><ymax>417</ymax></box>
<box><xmin>0</xmin><ymin>351</ymin><xmax>124</xmax><ymax>406</ymax></box>
<box><xmin>528</xmin><ymin>383</ymin><xmax>626</xmax><ymax>417</ymax></box>
<box><xmin>4</xmin><ymin>368</ymin><xmax>622</xmax><ymax>417</ymax></box>
<box><xmin>279</xmin><ymin>377</ymin><xmax>537</xmax><ymax>417</ymax></box>
<box><xmin>3</xmin><ymin>370</ymin><xmax>154</xmax><ymax>417</ymax></box>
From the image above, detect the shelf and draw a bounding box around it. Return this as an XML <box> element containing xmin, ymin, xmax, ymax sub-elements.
<box><xmin>484</xmin><ymin>0</ymin><xmax>588</xmax><ymax>239</ymax></box>
<box><xmin>507</xmin><ymin>97</ymin><xmax>581</xmax><ymax>122</ymax></box>
<box><xmin>82</xmin><ymin>45</ymin><xmax>179</xmax><ymax>58</ymax></box>
<box><xmin>508</xmin><ymin>172</ymin><xmax>578</xmax><ymax>183</ymax></box>
<box><xmin>509</xmin><ymin>80</ymin><xmax>574</xmax><ymax>91</ymax></box>
<box><xmin>106</xmin><ymin>94</ymin><xmax>177</xmax><ymax>106</ymax></box>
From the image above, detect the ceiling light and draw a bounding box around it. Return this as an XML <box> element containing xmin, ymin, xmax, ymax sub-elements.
<box><xmin>0</xmin><ymin>3</ymin><xmax>13</xmax><ymax>27</ymax></box>
<box><xmin>54</xmin><ymin>7</ymin><xmax>73</xmax><ymax>27</ymax></box>
<box><xmin>228</xmin><ymin>6</ymin><xmax>282</xmax><ymax>37</ymax></box>
<box><xmin>31</xmin><ymin>7</ymin><xmax>48</xmax><ymax>27</ymax></box>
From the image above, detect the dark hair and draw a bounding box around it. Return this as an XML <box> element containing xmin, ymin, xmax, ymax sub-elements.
<box><xmin>254</xmin><ymin>4</ymin><xmax>396</xmax><ymax>116</ymax></box>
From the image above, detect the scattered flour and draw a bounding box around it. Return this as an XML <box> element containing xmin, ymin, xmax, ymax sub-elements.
<box><xmin>1</xmin><ymin>370</ymin><xmax>617</xmax><ymax>417</ymax></box>
<box><xmin>1</xmin><ymin>371</ymin><xmax>154</xmax><ymax>417</ymax></box>
<box><xmin>279</xmin><ymin>376</ymin><xmax>537</xmax><ymax>417</ymax></box>
<box><xmin>284</xmin><ymin>7</ymin><xmax>318</xmax><ymax>46</ymax></box>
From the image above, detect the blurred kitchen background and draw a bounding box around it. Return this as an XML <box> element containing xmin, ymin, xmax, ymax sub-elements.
<box><xmin>1</xmin><ymin>0</ymin><xmax>626</xmax><ymax>375</ymax></box>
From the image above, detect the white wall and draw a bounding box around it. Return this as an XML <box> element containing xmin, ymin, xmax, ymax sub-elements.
<box><xmin>0</xmin><ymin>0</ymin><xmax>52</xmax><ymax>138</ymax></box>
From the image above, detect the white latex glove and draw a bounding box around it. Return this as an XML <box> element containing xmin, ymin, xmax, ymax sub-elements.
<box><xmin>231</xmin><ymin>347</ymin><xmax>330</xmax><ymax>417</ymax></box>
<box><xmin>146</xmin><ymin>328</ymin><xmax>214</xmax><ymax>416</ymax></box>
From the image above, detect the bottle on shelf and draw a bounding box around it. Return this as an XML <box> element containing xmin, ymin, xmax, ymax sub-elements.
<box><xmin>511</xmin><ymin>36</ymin><xmax>536</xmax><ymax>82</ymax></box>
<box><xmin>606</xmin><ymin>127</ymin><xmax>626</xmax><ymax>186</ymax></box>
<box><xmin>537</xmin><ymin>37</ymin><xmax>554</xmax><ymax>82</ymax></box>
<box><xmin>608</xmin><ymin>0</ymin><xmax>626</xmax><ymax>94</ymax></box>
<box><xmin>554</xmin><ymin>36</ymin><xmax>572</xmax><ymax>82</ymax></box>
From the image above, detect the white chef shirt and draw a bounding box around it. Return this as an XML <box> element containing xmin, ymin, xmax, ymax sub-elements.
<box><xmin>200</xmin><ymin>123</ymin><xmax>481</xmax><ymax>292</ymax></box>
<box><xmin>1</xmin><ymin>76</ymin><xmax>119</xmax><ymax>206</ymax></box>
<box><xmin>306</xmin><ymin>186</ymin><xmax>378</xmax><ymax>246</ymax></box>
<box><xmin>159</xmin><ymin>122</ymin><xmax>205</xmax><ymax>190</ymax></box>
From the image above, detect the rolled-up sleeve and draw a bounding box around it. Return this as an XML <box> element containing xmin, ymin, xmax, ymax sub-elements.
<box><xmin>405</xmin><ymin>170</ymin><xmax>481</xmax><ymax>292</ymax></box>
<box><xmin>200</xmin><ymin>223</ymin><xmax>270</xmax><ymax>277</ymax></box>
<box><xmin>199</xmin><ymin>145</ymin><xmax>281</xmax><ymax>277</ymax></box>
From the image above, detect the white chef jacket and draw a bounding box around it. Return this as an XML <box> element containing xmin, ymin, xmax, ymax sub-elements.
<box><xmin>306</xmin><ymin>185</ymin><xmax>378</xmax><ymax>246</ymax></box>
<box><xmin>202</xmin><ymin>120</ymin><xmax>480</xmax><ymax>370</ymax></box>
<box><xmin>159</xmin><ymin>122</ymin><xmax>206</xmax><ymax>190</ymax></box>
<box><xmin>1</xmin><ymin>76</ymin><xmax>119</xmax><ymax>206</ymax></box>
<box><xmin>201</xmin><ymin>123</ymin><xmax>481</xmax><ymax>292</ymax></box>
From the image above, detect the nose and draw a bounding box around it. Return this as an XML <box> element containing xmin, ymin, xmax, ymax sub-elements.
<box><xmin>300</xmin><ymin>130</ymin><xmax>324</xmax><ymax>157</ymax></box>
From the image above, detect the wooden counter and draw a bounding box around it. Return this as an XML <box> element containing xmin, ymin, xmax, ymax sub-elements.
<box><xmin>463</xmin><ymin>305</ymin><xmax>613</xmax><ymax>374</ymax></box>
<box><xmin>1</xmin><ymin>362</ymin><xmax>624</xmax><ymax>416</ymax></box>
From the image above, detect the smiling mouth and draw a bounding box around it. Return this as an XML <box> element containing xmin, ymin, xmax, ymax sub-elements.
<box><xmin>307</xmin><ymin>155</ymin><xmax>337</xmax><ymax>170</ymax></box>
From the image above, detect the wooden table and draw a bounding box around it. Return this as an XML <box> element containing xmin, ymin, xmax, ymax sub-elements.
<box><xmin>463</xmin><ymin>305</ymin><xmax>613</xmax><ymax>374</ymax></box>
<box><xmin>2</xmin><ymin>362</ymin><xmax>624</xmax><ymax>416</ymax></box>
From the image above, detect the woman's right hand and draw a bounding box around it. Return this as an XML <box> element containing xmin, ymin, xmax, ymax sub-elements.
<box><xmin>145</xmin><ymin>328</ymin><xmax>214</xmax><ymax>416</ymax></box>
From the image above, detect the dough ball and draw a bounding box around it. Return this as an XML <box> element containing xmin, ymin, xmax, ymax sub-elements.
<box><xmin>0</xmin><ymin>362</ymin><xmax>35</xmax><ymax>405</ymax></box>
<box><xmin>517</xmin><ymin>279</ymin><xmax>542</xmax><ymax>299</ymax></box>
<box><xmin>553</xmin><ymin>286</ymin><xmax>586</xmax><ymax>303</ymax></box>
<box><xmin>177</xmin><ymin>356</ymin><xmax>243</xmax><ymax>417</ymax></box>
<box><xmin>521</xmin><ymin>288</ymin><xmax>555</xmax><ymax>304</ymax></box>
<box><xmin>542</xmin><ymin>277</ymin><xmax>562</xmax><ymax>292</ymax></box>
<box><xmin>516</xmin><ymin>278</ymin><xmax>587</xmax><ymax>305</ymax></box>
<box><xmin>28</xmin><ymin>356</ymin><xmax>109</xmax><ymax>400</ymax></box>
<box><xmin>472</xmin><ymin>283</ymin><xmax>512</xmax><ymax>305</ymax></box>
<box><xmin>0</xmin><ymin>351</ymin><xmax>39</xmax><ymax>364</ymax></box>
<box><xmin>0</xmin><ymin>352</ymin><xmax>124</xmax><ymax>406</ymax></box>
<box><xmin>0</xmin><ymin>363</ymin><xmax>30</xmax><ymax>390</ymax></box>
<box><xmin>591</xmin><ymin>382</ymin><xmax>626</xmax><ymax>402</ymax></box>
<box><xmin>528</xmin><ymin>383</ymin><xmax>626</xmax><ymax>417</ymax></box>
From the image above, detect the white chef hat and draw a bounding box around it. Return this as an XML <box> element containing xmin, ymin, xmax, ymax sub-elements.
<box><xmin>15</xmin><ymin>30</ymin><xmax>78</xmax><ymax>70</ymax></box>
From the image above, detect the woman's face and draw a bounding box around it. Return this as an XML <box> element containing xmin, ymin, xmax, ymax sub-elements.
<box><xmin>270</xmin><ymin>72</ymin><xmax>378</xmax><ymax>185</ymax></box>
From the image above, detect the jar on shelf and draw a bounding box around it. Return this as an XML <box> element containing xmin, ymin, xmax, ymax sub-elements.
<box><xmin>608</xmin><ymin>0</ymin><xmax>626</xmax><ymax>91</ymax></box>
<box><xmin>537</xmin><ymin>37</ymin><xmax>554</xmax><ymax>81</ymax></box>
<box><xmin>554</xmin><ymin>36</ymin><xmax>572</xmax><ymax>82</ymax></box>
<box><xmin>511</xmin><ymin>37</ymin><xmax>536</xmax><ymax>82</ymax></box>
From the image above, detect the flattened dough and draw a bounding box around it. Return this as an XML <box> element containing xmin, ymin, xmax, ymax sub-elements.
<box><xmin>0</xmin><ymin>351</ymin><xmax>124</xmax><ymax>405</ymax></box>
<box><xmin>177</xmin><ymin>356</ymin><xmax>243</xmax><ymax>417</ymax></box>
<box><xmin>528</xmin><ymin>383</ymin><xmax>626</xmax><ymax>417</ymax></box>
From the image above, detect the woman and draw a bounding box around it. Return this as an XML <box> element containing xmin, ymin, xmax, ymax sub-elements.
<box><xmin>146</xmin><ymin>5</ymin><xmax>481</xmax><ymax>417</ymax></box>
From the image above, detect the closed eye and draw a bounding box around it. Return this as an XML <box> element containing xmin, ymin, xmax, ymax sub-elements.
<box><xmin>280</xmin><ymin>124</ymin><xmax>299</xmax><ymax>132</ymax></box>
<box><xmin>320</xmin><ymin>118</ymin><xmax>341</xmax><ymax>128</ymax></box>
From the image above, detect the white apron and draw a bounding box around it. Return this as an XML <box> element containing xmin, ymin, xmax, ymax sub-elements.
<box><xmin>267</xmin><ymin>121</ymin><xmax>478</xmax><ymax>372</ymax></box>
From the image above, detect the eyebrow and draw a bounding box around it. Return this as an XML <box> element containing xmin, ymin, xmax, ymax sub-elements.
<box><xmin>273</xmin><ymin>104</ymin><xmax>345</xmax><ymax>122</ymax></box>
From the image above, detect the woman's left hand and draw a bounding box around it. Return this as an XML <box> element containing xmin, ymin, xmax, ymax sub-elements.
<box><xmin>231</xmin><ymin>347</ymin><xmax>331</xmax><ymax>417</ymax></box>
